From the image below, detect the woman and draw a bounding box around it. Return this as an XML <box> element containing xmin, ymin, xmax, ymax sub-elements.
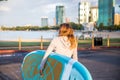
<box><xmin>40</xmin><ymin>23</ymin><xmax>78</xmax><ymax>76</ymax></box>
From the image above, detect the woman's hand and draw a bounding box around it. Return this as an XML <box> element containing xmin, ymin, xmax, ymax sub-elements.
<box><xmin>40</xmin><ymin>69</ymin><xmax>44</xmax><ymax>77</ymax></box>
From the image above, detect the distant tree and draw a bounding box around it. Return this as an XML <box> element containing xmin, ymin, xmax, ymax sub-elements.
<box><xmin>1</xmin><ymin>26</ymin><xmax>6</xmax><ymax>30</ymax></box>
<box><xmin>51</xmin><ymin>25</ymin><xmax>59</xmax><ymax>30</ymax></box>
<box><xmin>69</xmin><ymin>22</ymin><xmax>82</xmax><ymax>30</ymax></box>
<box><xmin>98</xmin><ymin>23</ymin><xmax>104</xmax><ymax>31</ymax></box>
<box><xmin>69</xmin><ymin>22</ymin><xmax>76</xmax><ymax>28</ymax></box>
<box><xmin>30</xmin><ymin>26</ymin><xmax>39</xmax><ymax>31</ymax></box>
<box><xmin>41</xmin><ymin>26</ymin><xmax>49</xmax><ymax>30</ymax></box>
<box><xmin>77</xmin><ymin>24</ymin><xmax>83</xmax><ymax>30</ymax></box>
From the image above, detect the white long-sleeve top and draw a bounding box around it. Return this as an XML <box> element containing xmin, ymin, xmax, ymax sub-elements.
<box><xmin>40</xmin><ymin>36</ymin><xmax>78</xmax><ymax>70</ymax></box>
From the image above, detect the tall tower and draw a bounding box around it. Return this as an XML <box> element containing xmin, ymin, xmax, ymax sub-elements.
<box><xmin>90</xmin><ymin>6</ymin><xmax>98</xmax><ymax>23</ymax></box>
<box><xmin>114</xmin><ymin>14</ymin><xmax>120</xmax><ymax>25</ymax></box>
<box><xmin>78</xmin><ymin>2</ymin><xmax>90</xmax><ymax>24</ymax></box>
<box><xmin>56</xmin><ymin>5</ymin><xmax>65</xmax><ymax>25</ymax></box>
<box><xmin>97</xmin><ymin>0</ymin><xmax>115</xmax><ymax>26</ymax></box>
<box><xmin>41</xmin><ymin>17</ymin><xmax>48</xmax><ymax>27</ymax></box>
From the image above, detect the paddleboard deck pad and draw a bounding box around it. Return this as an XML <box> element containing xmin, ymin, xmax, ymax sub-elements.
<box><xmin>21</xmin><ymin>50</ymin><xmax>92</xmax><ymax>80</ymax></box>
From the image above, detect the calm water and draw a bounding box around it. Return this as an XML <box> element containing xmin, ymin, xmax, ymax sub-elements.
<box><xmin>0</xmin><ymin>30</ymin><xmax>82</xmax><ymax>41</ymax></box>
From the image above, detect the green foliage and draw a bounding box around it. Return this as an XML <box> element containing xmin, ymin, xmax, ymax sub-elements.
<box><xmin>69</xmin><ymin>22</ymin><xmax>83</xmax><ymax>30</ymax></box>
<box><xmin>50</xmin><ymin>25</ymin><xmax>59</xmax><ymax>30</ymax></box>
<box><xmin>1</xmin><ymin>23</ymin><xmax>83</xmax><ymax>31</ymax></box>
<box><xmin>40</xmin><ymin>26</ymin><xmax>49</xmax><ymax>30</ymax></box>
<box><xmin>98</xmin><ymin>23</ymin><xmax>104</xmax><ymax>31</ymax></box>
<box><xmin>1</xmin><ymin>22</ymin><xmax>120</xmax><ymax>31</ymax></box>
<box><xmin>97</xmin><ymin>23</ymin><xmax>120</xmax><ymax>31</ymax></box>
<box><xmin>1</xmin><ymin>26</ymin><xmax>49</xmax><ymax>31</ymax></box>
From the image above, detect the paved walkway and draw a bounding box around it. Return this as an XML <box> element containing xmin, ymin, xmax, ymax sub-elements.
<box><xmin>78</xmin><ymin>48</ymin><xmax>120</xmax><ymax>80</ymax></box>
<box><xmin>0</xmin><ymin>48</ymin><xmax>120</xmax><ymax>80</ymax></box>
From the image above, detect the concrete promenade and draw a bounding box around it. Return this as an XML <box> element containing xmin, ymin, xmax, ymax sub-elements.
<box><xmin>0</xmin><ymin>48</ymin><xmax>120</xmax><ymax>80</ymax></box>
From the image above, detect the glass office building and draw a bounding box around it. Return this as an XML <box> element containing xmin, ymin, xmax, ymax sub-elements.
<box><xmin>97</xmin><ymin>0</ymin><xmax>115</xmax><ymax>26</ymax></box>
<box><xmin>41</xmin><ymin>17</ymin><xmax>48</xmax><ymax>27</ymax></box>
<box><xmin>56</xmin><ymin>6</ymin><xmax>65</xmax><ymax>25</ymax></box>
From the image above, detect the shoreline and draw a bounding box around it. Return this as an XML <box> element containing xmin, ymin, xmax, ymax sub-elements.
<box><xmin>0</xmin><ymin>31</ymin><xmax>120</xmax><ymax>41</ymax></box>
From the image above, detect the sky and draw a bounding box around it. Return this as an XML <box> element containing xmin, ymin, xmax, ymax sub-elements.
<box><xmin>0</xmin><ymin>0</ymin><xmax>120</xmax><ymax>27</ymax></box>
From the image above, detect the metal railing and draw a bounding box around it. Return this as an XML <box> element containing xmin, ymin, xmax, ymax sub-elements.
<box><xmin>0</xmin><ymin>35</ymin><xmax>119</xmax><ymax>50</ymax></box>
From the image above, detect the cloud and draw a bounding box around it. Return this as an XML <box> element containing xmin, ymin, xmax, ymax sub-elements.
<box><xmin>0</xmin><ymin>0</ymin><xmax>120</xmax><ymax>26</ymax></box>
<box><xmin>0</xmin><ymin>5</ymin><xmax>10</xmax><ymax>11</ymax></box>
<box><xmin>45</xmin><ymin>3</ymin><xmax>65</xmax><ymax>13</ymax></box>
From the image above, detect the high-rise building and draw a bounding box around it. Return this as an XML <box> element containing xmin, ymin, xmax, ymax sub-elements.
<box><xmin>97</xmin><ymin>0</ymin><xmax>115</xmax><ymax>26</ymax></box>
<box><xmin>114</xmin><ymin>13</ymin><xmax>120</xmax><ymax>25</ymax></box>
<box><xmin>41</xmin><ymin>17</ymin><xmax>48</xmax><ymax>27</ymax></box>
<box><xmin>90</xmin><ymin>6</ymin><xmax>98</xmax><ymax>23</ymax></box>
<box><xmin>78</xmin><ymin>2</ymin><xmax>90</xmax><ymax>24</ymax></box>
<box><xmin>56</xmin><ymin>5</ymin><xmax>65</xmax><ymax>25</ymax></box>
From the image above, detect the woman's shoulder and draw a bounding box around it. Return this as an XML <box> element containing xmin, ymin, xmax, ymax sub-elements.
<box><xmin>52</xmin><ymin>37</ymin><xmax>60</xmax><ymax>41</ymax></box>
<box><xmin>53</xmin><ymin>36</ymin><xmax>66</xmax><ymax>40</ymax></box>
<box><xmin>52</xmin><ymin>36</ymin><xmax>68</xmax><ymax>42</ymax></box>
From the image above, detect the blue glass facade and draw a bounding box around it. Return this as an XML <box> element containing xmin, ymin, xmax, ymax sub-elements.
<box><xmin>56</xmin><ymin>6</ymin><xmax>64</xmax><ymax>25</ymax></box>
<box><xmin>98</xmin><ymin>0</ymin><xmax>115</xmax><ymax>26</ymax></box>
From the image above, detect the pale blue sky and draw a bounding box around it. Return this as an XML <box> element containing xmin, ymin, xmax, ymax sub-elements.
<box><xmin>0</xmin><ymin>0</ymin><xmax>120</xmax><ymax>27</ymax></box>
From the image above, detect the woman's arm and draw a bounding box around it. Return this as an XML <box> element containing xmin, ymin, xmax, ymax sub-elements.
<box><xmin>40</xmin><ymin>38</ymin><xmax>56</xmax><ymax>70</ymax></box>
<box><xmin>72</xmin><ymin>47</ymin><xmax>78</xmax><ymax>61</ymax></box>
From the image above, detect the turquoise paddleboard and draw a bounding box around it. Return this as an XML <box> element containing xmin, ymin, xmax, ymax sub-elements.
<box><xmin>21</xmin><ymin>50</ymin><xmax>92</xmax><ymax>80</ymax></box>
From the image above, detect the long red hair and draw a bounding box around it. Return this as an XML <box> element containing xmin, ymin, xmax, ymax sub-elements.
<box><xmin>59</xmin><ymin>23</ymin><xmax>77</xmax><ymax>49</ymax></box>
